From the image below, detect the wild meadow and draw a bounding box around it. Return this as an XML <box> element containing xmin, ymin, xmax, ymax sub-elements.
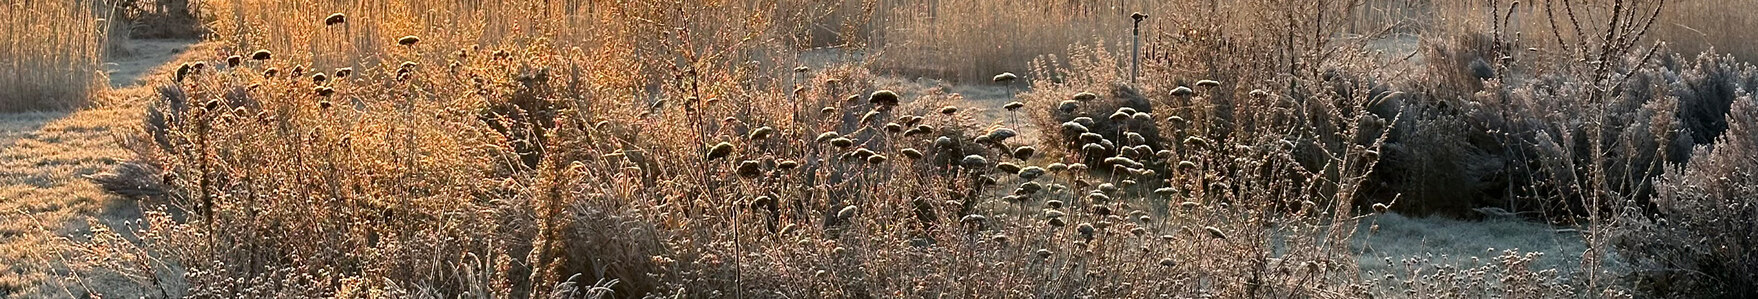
<box><xmin>1</xmin><ymin>0</ymin><xmax>1754</xmax><ymax>298</ymax></box>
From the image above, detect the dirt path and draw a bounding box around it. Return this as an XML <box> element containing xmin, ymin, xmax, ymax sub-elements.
<box><xmin>0</xmin><ymin>39</ymin><xmax>195</xmax><ymax>298</ymax></box>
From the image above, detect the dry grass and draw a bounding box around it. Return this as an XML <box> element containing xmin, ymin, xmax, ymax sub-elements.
<box><xmin>0</xmin><ymin>1</ymin><xmax>108</xmax><ymax>111</ymax></box>
<box><xmin>0</xmin><ymin>0</ymin><xmax>1749</xmax><ymax>298</ymax></box>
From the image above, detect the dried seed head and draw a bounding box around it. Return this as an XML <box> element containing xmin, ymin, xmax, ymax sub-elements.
<box><xmin>866</xmin><ymin>154</ymin><xmax>888</xmax><ymax>164</ymax></box>
<box><xmin>821</xmin><ymin>107</ymin><xmax>838</xmax><ymax>115</ymax></box>
<box><xmin>1018</xmin><ymin>166</ymin><xmax>1046</xmax><ymax>180</ymax></box>
<box><xmin>984</xmin><ymin>128</ymin><xmax>1017</xmax><ymax>143</ymax></box>
<box><xmin>749</xmin><ymin>126</ymin><xmax>775</xmax><ymax>140</ymax></box>
<box><xmin>960</xmin><ymin>155</ymin><xmax>988</xmax><ymax>167</ymax></box>
<box><xmin>1058</xmin><ymin>100</ymin><xmax>1080</xmax><ymax>112</ymax></box>
<box><xmin>226</xmin><ymin>55</ymin><xmax>242</xmax><ymax>67</ymax></box>
<box><xmin>1079</xmin><ymin>133</ymin><xmax>1104</xmax><ymax>143</ymax></box>
<box><xmin>1154</xmin><ymin>187</ymin><xmax>1177</xmax><ymax>196</ymax></box>
<box><xmin>1132</xmin><ymin>112</ymin><xmax>1152</xmax><ymax>122</ymax></box>
<box><xmin>1081</xmin><ymin>143</ymin><xmax>1106</xmax><ymax>153</ymax></box>
<box><xmin>1170</xmin><ymin>86</ymin><xmax>1194</xmax><ymax>97</ymax></box>
<box><xmin>1195</xmin><ymin>79</ymin><xmax>1222</xmax><ymax>87</ymax></box>
<box><xmin>934</xmin><ymin>136</ymin><xmax>955</xmax><ymax>148</ymax></box>
<box><xmin>1250</xmin><ymin>89</ymin><xmax>1271</xmax><ymax>98</ymax></box>
<box><xmin>314</xmin><ymin>86</ymin><xmax>335</xmax><ymax>97</ymax></box>
<box><xmin>1062</xmin><ymin>122</ymin><xmax>1089</xmax><ymax>133</ymax></box>
<box><xmin>707</xmin><ymin>142</ymin><xmax>735</xmax><ymax>160</ymax></box>
<box><xmin>900</xmin><ymin>148</ymin><xmax>924</xmax><ymax>159</ymax></box>
<box><xmin>992</xmin><ymin>72</ymin><xmax>1018</xmax><ymax>83</ymax></box>
<box><xmin>1043</xmin><ymin>209</ymin><xmax>1065</xmax><ymax>218</ymax></box>
<box><xmin>1160</xmin><ymin>258</ymin><xmax>1176</xmax><ymax>267</ymax></box>
<box><xmin>1048</xmin><ymin>217</ymin><xmax>1067</xmax><ymax>227</ymax></box>
<box><xmin>324</xmin><ymin>13</ymin><xmax>346</xmax><ymax>26</ymax></box>
<box><xmin>1018</xmin><ymin>181</ymin><xmax>1043</xmax><ymax>194</ymax></box>
<box><xmin>1125</xmin><ymin>132</ymin><xmax>1147</xmax><ymax>144</ymax></box>
<box><xmin>940</xmin><ymin>106</ymin><xmax>959</xmax><ymax>115</ymax></box>
<box><xmin>1109</xmin><ymin>111</ymin><xmax>1131</xmax><ymax>121</ymax></box>
<box><xmin>1077</xmin><ymin>223</ymin><xmax>1096</xmax><ymax>237</ymax></box>
<box><xmin>1046</xmin><ymin>200</ymin><xmax>1065</xmax><ymax>209</ymax></box>
<box><xmin>1183</xmin><ymin>136</ymin><xmax>1210</xmax><ymax>148</ymax></box>
<box><xmin>868</xmin><ymin>90</ymin><xmax>900</xmax><ymax>106</ymax></box>
<box><xmin>263</xmin><ymin>68</ymin><xmax>279</xmax><ymax>78</ymax></box>
<box><xmin>1068</xmin><ymin>163</ymin><xmax>1089</xmax><ymax>172</ymax></box>
<box><xmin>794</xmin><ymin>66</ymin><xmax>811</xmax><ymax>73</ymax></box>
<box><xmin>1372</xmin><ymin>203</ymin><xmax>1390</xmax><ymax>214</ymax></box>
<box><xmin>996</xmin><ymin>162</ymin><xmax>1022</xmax><ymax>174</ymax></box>
<box><xmin>884</xmin><ymin>122</ymin><xmax>904</xmax><ymax>133</ymax></box>
<box><xmin>397</xmin><ymin>35</ymin><xmax>422</xmax><ymax>46</ymax></box>
<box><xmin>1131</xmin><ymin>227</ymin><xmax>1146</xmax><ymax>236</ymax></box>
<box><xmin>312</xmin><ymin>72</ymin><xmax>328</xmax><ymax>83</ymax></box>
<box><xmin>1046</xmin><ymin>163</ymin><xmax>1068</xmax><ymax>172</ymax></box>
<box><xmin>838</xmin><ymin>205</ymin><xmax>859</xmax><ymax>219</ymax></box>
<box><xmin>777</xmin><ymin>160</ymin><xmax>800</xmax><ymax>170</ymax></box>
<box><xmin>1072</xmin><ymin>92</ymin><xmax>1098</xmax><ymax>101</ymax></box>
<box><xmin>737</xmin><ymin>160</ymin><xmax>763</xmax><ymax>178</ymax></box>
<box><xmin>816</xmin><ymin>132</ymin><xmax>841</xmax><ymax>143</ymax></box>
<box><xmin>250</xmin><ymin>50</ymin><xmax>273</xmax><ymax>60</ymax></box>
<box><xmin>1004</xmin><ymin>101</ymin><xmax>1025</xmax><ymax>111</ymax></box>
<box><xmin>1036</xmin><ymin>249</ymin><xmax>1053</xmax><ymax>259</ymax></box>
<box><xmin>829</xmin><ymin>138</ymin><xmax>854</xmax><ymax>148</ymax></box>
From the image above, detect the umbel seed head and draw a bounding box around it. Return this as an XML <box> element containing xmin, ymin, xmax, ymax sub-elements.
<box><xmin>1004</xmin><ymin>101</ymin><xmax>1025</xmax><ymax>111</ymax></box>
<box><xmin>1072</xmin><ymin>92</ymin><xmax>1098</xmax><ymax>102</ymax></box>
<box><xmin>1195</xmin><ymin>79</ymin><xmax>1221</xmax><ymax>87</ymax></box>
<box><xmin>335</xmin><ymin>67</ymin><xmax>352</xmax><ymax>78</ymax></box>
<box><xmin>838</xmin><ymin>205</ymin><xmax>859</xmax><ymax>219</ymax></box>
<box><xmin>250</xmin><ymin>50</ymin><xmax>273</xmax><ymax>60</ymax></box>
<box><xmin>226</xmin><ymin>56</ymin><xmax>242</xmax><ymax>67</ymax></box>
<box><xmin>707</xmin><ymin>142</ymin><xmax>735</xmax><ymax>160</ymax></box>
<box><xmin>869</xmin><ymin>90</ymin><xmax>900</xmax><ymax>106</ymax></box>
<box><xmin>397</xmin><ymin>35</ymin><xmax>422</xmax><ymax>46</ymax></box>
<box><xmin>324</xmin><ymin>13</ymin><xmax>346</xmax><ymax>26</ymax></box>
<box><xmin>992</xmin><ymin>72</ymin><xmax>1017</xmax><ymax>83</ymax></box>
<box><xmin>1170</xmin><ymin>86</ymin><xmax>1194</xmax><ymax>97</ymax></box>
<box><xmin>940</xmin><ymin>106</ymin><xmax>959</xmax><ymax>115</ymax></box>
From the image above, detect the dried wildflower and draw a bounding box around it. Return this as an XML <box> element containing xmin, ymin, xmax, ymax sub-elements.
<box><xmin>707</xmin><ymin>142</ymin><xmax>735</xmax><ymax>160</ymax></box>
<box><xmin>335</xmin><ymin>67</ymin><xmax>352</xmax><ymax>78</ymax></box>
<box><xmin>940</xmin><ymin>106</ymin><xmax>959</xmax><ymax>115</ymax></box>
<box><xmin>985</xmin><ymin>128</ymin><xmax>1017</xmax><ymax>143</ymax></box>
<box><xmin>737</xmin><ymin>160</ymin><xmax>763</xmax><ymax>178</ymax></box>
<box><xmin>1077</xmin><ymin>223</ymin><xmax>1096</xmax><ymax>238</ymax></box>
<box><xmin>793</xmin><ymin>66</ymin><xmax>811</xmax><ymax>73</ymax></box>
<box><xmin>990</xmin><ymin>234</ymin><xmax>1009</xmax><ymax>243</ymax></box>
<box><xmin>1048</xmin><ymin>217</ymin><xmax>1067</xmax><ymax>227</ymax></box>
<box><xmin>1058</xmin><ymin>100</ymin><xmax>1080</xmax><ymax>112</ymax></box>
<box><xmin>324</xmin><ymin>13</ymin><xmax>346</xmax><ymax>26</ymax></box>
<box><xmin>1131</xmin><ymin>227</ymin><xmax>1146</xmax><ymax>236</ymax></box>
<box><xmin>314</xmin><ymin>86</ymin><xmax>335</xmax><ymax>97</ymax></box>
<box><xmin>1018</xmin><ymin>181</ymin><xmax>1043</xmax><ymax>194</ymax></box>
<box><xmin>263</xmin><ymin>68</ymin><xmax>279</xmax><ymax>78</ymax></box>
<box><xmin>748</xmin><ymin>126</ymin><xmax>775</xmax><ymax>140</ymax></box>
<box><xmin>992</xmin><ymin>72</ymin><xmax>1018</xmax><ymax>83</ymax></box>
<box><xmin>1081</xmin><ymin>143</ymin><xmax>1106</xmax><ymax>153</ymax></box>
<box><xmin>1183</xmin><ymin>136</ymin><xmax>1210</xmax><ymax>148</ymax></box>
<box><xmin>816</xmin><ymin>132</ymin><xmax>841</xmax><ymax>143</ymax></box>
<box><xmin>1046</xmin><ymin>200</ymin><xmax>1064</xmax><ymax>209</ymax></box>
<box><xmin>1062</xmin><ymin>122</ymin><xmax>1089</xmax><ymax>133</ymax></box>
<box><xmin>829</xmin><ymin>138</ymin><xmax>855</xmax><ymax>148</ymax></box>
<box><xmin>1124</xmin><ymin>132</ymin><xmax>1147</xmax><ymax>144</ymax></box>
<box><xmin>866</xmin><ymin>154</ymin><xmax>887</xmax><ymax>164</ymax></box>
<box><xmin>318</xmin><ymin>100</ymin><xmax>333</xmax><ymax>109</ymax></box>
<box><xmin>1080</xmin><ymin>133</ymin><xmax>1104</xmax><ymax>143</ymax></box>
<box><xmin>996</xmin><ymin>162</ymin><xmax>1022</xmax><ymax>174</ymax></box>
<box><xmin>1160</xmin><ymin>258</ymin><xmax>1177</xmax><ymax>267</ymax></box>
<box><xmin>175</xmin><ymin>63</ymin><xmax>191</xmax><ymax>82</ymax></box>
<box><xmin>1109</xmin><ymin>111</ymin><xmax>1131</xmax><ymax>121</ymax></box>
<box><xmin>821</xmin><ymin>107</ymin><xmax>837</xmax><ymax>115</ymax></box>
<box><xmin>869</xmin><ymin>90</ymin><xmax>900</xmax><ymax>106</ymax></box>
<box><xmin>934</xmin><ymin>136</ymin><xmax>955</xmax><ymax>148</ymax></box>
<box><xmin>1195</xmin><ymin>79</ymin><xmax>1221</xmax><ymax>87</ymax></box>
<box><xmin>838</xmin><ymin>205</ymin><xmax>859</xmax><ymax>219</ymax></box>
<box><xmin>1088</xmin><ymin>192</ymin><xmax>1111</xmax><ymax>202</ymax></box>
<box><xmin>960</xmin><ymin>155</ymin><xmax>988</xmax><ymax>167</ymax></box>
<box><xmin>1043</xmin><ymin>209</ymin><xmax>1065</xmax><ymax>218</ymax></box>
<box><xmin>900</xmin><ymin>148</ymin><xmax>924</xmax><ymax>159</ymax></box>
<box><xmin>1046</xmin><ymin>163</ymin><xmax>1068</xmax><ymax>172</ymax></box>
<box><xmin>1249</xmin><ymin>89</ymin><xmax>1271</xmax><ymax>98</ymax></box>
<box><xmin>1372</xmin><ymin>203</ymin><xmax>1390</xmax><ymax>214</ymax></box>
<box><xmin>860</xmin><ymin>110</ymin><xmax>880</xmax><ymax>124</ymax></box>
<box><xmin>1166</xmin><ymin>116</ymin><xmax>1188</xmax><ymax>125</ymax></box>
<box><xmin>1004</xmin><ymin>101</ymin><xmax>1025</xmax><ymax>111</ymax></box>
<box><xmin>777</xmin><ymin>160</ymin><xmax>800</xmax><ymax>170</ymax></box>
<box><xmin>250</xmin><ymin>50</ymin><xmax>272</xmax><ymax>60</ymax></box>
<box><xmin>884</xmin><ymin>122</ymin><xmax>904</xmax><ymax>133</ymax></box>
<box><xmin>1018</xmin><ymin>167</ymin><xmax>1046</xmax><ymax>180</ymax></box>
<box><xmin>1170</xmin><ymin>86</ymin><xmax>1194</xmax><ymax>97</ymax></box>
<box><xmin>397</xmin><ymin>35</ymin><xmax>421</xmax><ymax>46</ymax></box>
<box><xmin>1132</xmin><ymin>112</ymin><xmax>1152</xmax><ymax>122</ymax></box>
<box><xmin>226</xmin><ymin>55</ymin><xmax>242</xmax><ymax>67</ymax></box>
<box><xmin>1072</xmin><ymin>92</ymin><xmax>1098</xmax><ymax>101</ymax></box>
<box><xmin>1036</xmin><ymin>249</ymin><xmax>1053</xmax><ymax>259</ymax></box>
<box><xmin>313</xmin><ymin>72</ymin><xmax>328</xmax><ymax>83</ymax></box>
<box><xmin>1179</xmin><ymin>202</ymin><xmax>1201</xmax><ymax>209</ymax></box>
<box><xmin>1068</xmin><ymin>163</ymin><xmax>1088</xmax><ymax>172</ymax></box>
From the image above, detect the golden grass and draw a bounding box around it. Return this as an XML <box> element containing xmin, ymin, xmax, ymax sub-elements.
<box><xmin>0</xmin><ymin>1</ymin><xmax>107</xmax><ymax>112</ymax></box>
<box><xmin>0</xmin><ymin>0</ymin><xmax>1750</xmax><ymax>297</ymax></box>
